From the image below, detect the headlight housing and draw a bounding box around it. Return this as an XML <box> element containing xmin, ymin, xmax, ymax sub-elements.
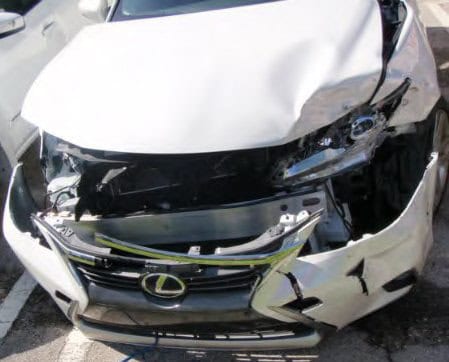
<box><xmin>271</xmin><ymin>79</ymin><xmax>411</xmax><ymax>187</ymax></box>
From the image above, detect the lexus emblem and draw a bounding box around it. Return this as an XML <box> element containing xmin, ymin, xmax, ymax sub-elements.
<box><xmin>141</xmin><ymin>273</ymin><xmax>186</xmax><ymax>298</ymax></box>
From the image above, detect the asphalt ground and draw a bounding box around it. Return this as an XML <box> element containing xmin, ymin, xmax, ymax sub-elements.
<box><xmin>0</xmin><ymin>1</ymin><xmax>449</xmax><ymax>361</ymax></box>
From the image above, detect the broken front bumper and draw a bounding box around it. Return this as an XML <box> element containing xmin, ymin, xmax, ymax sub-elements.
<box><xmin>2</xmin><ymin>154</ymin><xmax>438</xmax><ymax>349</ymax></box>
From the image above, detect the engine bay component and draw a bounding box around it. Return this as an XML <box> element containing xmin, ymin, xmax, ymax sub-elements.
<box><xmin>350</xmin><ymin>115</ymin><xmax>378</xmax><ymax>140</ymax></box>
<box><xmin>39</xmin><ymin>81</ymin><xmax>410</xmax><ymax>221</ymax></box>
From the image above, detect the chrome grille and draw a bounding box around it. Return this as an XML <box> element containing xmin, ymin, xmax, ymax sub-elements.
<box><xmin>184</xmin><ymin>269</ymin><xmax>260</xmax><ymax>292</ymax></box>
<box><xmin>77</xmin><ymin>266</ymin><xmax>141</xmax><ymax>290</ymax></box>
<box><xmin>75</xmin><ymin>264</ymin><xmax>262</xmax><ymax>293</ymax></box>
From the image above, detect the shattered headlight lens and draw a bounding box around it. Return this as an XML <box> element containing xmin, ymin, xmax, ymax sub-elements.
<box><xmin>282</xmin><ymin>112</ymin><xmax>386</xmax><ymax>184</ymax></box>
<box><xmin>273</xmin><ymin>80</ymin><xmax>411</xmax><ymax>186</ymax></box>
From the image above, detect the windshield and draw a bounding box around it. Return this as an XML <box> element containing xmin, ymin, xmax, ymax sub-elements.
<box><xmin>112</xmin><ymin>0</ymin><xmax>282</xmax><ymax>21</ymax></box>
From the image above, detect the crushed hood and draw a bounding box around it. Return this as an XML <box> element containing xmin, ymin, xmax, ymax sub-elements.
<box><xmin>22</xmin><ymin>0</ymin><xmax>383</xmax><ymax>154</ymax></box>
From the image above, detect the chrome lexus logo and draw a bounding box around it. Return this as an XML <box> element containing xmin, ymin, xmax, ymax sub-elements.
<box><xmin>141</xmin><ymin>273</ymin><xmax>186</xmax><ymax>298</ymax></box>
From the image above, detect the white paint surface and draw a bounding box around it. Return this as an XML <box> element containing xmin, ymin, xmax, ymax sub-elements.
<box><xmin>0</xmin><ymin>271</ymin><xmax>36</xmax><ymax>340</ymax></box>
<box><xmin>22</xmin><ymin>0</ymin><xmax>383</xmax><ymax>154</ymax></box>
<box><xmin>372</xmin><ymin>1</ymin><xmax>440</xmax><ymax>127</ymax></box>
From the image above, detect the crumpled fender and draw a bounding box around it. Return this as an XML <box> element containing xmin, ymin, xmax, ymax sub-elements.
<box><xmin>252</xmin><ymin>153</ymin><xmax>437</xmax><ymax>328</ymax></box>
<box><xmin>371</xmin><ymin>1</ymin><xmax>440</xmax><ymax>125</ymax></box>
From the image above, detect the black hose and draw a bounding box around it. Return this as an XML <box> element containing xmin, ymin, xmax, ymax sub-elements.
<box><xmin>324</xmin><ymin>183</ymin><xmax>353</xmax><ymax>239</ymax></box>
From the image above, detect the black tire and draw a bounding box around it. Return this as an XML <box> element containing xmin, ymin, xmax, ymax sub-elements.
<box><xmin>0</xmin><ymin>146</ymin><xmax>11</xmax><ymax>233</ymax></box>
<box><xmin>430</xmin><ymin>98</ymin><xmax>449</xmax><ymax>214</ymax></box>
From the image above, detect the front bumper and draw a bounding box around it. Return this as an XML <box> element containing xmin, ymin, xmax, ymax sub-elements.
<box><xmin>2</xmin><ymin>154</ymin><xmax>438</xmax><ymax>349</ymax></box>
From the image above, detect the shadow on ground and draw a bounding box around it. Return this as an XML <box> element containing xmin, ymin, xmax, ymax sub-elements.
<box><xmin>0</xmin><ymin>287</ymin><xmax>71</xmax><ymax>361</ymax></box>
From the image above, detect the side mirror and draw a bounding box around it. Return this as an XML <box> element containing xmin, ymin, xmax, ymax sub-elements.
<box><xmin>78</xmin><ymin>0</ymin><xmax>108</xmax><ymax>22</ymax></box>
<box><xmin>0</xmin><ymin>12</ymin><xmax>25</xmax><ymax>36</ymax></box>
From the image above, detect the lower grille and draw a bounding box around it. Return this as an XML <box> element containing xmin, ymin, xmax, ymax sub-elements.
<box><xmin>75</xmin><ymin>264</ymin><xmax>262</xmax><ymax>294</ymax></box>
<box><xmin>80</xmin><ymin>315</ymin><xmax>314</xmax><ymax>338</ymax></box>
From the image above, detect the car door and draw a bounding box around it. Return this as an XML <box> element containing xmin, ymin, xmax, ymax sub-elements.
<box><xmin>0</xmin><ymin>0</ymin><xmax>85</xmax><ymax>165</ymax></box>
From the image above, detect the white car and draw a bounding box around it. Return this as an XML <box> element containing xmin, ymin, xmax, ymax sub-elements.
<box><xmin>3</xmin><ymin>0</ymin><xmax>449</xmax><ymax>349</ymax></box>
<box><xmin>0</xmin><ymin>0</ymin><xmax>90</xmax><ymax>211</ymax></box>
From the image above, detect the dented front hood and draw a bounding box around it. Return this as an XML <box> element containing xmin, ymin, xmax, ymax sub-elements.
<box><xmin>22</xmin><ymin>0</ymin><xmax>383</xmax><ymax>154</ymax></box>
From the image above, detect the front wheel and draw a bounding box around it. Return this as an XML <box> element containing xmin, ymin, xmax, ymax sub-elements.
<box><xmin>432</xmin><ymin>106</ymin><xmax>449</xmax><ymax>212</ymax></box>
<box><xmin>0</xmin><ymin>146</ymin><xmax>11</xmax><ymax>226</ymax></box>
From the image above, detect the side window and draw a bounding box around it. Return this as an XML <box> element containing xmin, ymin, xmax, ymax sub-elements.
<box><xmin>0</xmin><ymin>0</ymin><xmax>41</xmax><ymax>15</ymax></box>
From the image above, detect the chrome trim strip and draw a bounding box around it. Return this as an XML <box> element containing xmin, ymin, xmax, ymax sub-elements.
<box><xmin>32</xmin><ymin>210</ymin><xmax>321</xmax><ymax>267</ymax></box>
<box><xmin>94</xmin><ymin>211</ymin><xmax>322</xmax><ymax>266</ymax></box>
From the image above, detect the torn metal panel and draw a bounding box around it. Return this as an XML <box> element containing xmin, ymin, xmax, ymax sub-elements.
<box><xmin>252</xmin><ymin>153</ymin><xmax>437</xmax><ymax>328</ymax></box>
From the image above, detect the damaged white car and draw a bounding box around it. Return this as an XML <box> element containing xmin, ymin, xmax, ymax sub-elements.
<box><xmin>3</xmin><ymin>0</ymin><xmax>449</xmax><ymax>349</ymax></box>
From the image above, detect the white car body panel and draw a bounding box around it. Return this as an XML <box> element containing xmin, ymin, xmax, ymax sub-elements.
<box><xmin>22</xmin><ymin>0</ymin><xmax>383</xmax><ymax>154</ymax></box>
<box><xmin>0</xmin><ymin>0</ymin><xmax>90</xmax><ymax>164</ymax></box>
<box><xmin>371</xmin><ymin>1</ymin><xmax>440</xmax><ymax>126</ymax></box>
<box><xmin>252</xmin><ymin>154</ymin><xmax>437</xmax><ymax>328</ymax></box>
<box><xmin>2</xmin><ymin>166</ymin><xmax>89</xmax><ymax>315</ymax></box>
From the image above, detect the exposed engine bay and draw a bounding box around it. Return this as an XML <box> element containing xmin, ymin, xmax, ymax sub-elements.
<box><xmin>33</xmin><ymin>78</ymin><xmax>434</xmax><ymax>256</ymax></box>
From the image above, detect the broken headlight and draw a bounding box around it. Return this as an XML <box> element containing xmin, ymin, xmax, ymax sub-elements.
<box><xmin>271</xmin><ymin>80</ymin><xmax>410</xmax><ymax>187</ymax></box>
